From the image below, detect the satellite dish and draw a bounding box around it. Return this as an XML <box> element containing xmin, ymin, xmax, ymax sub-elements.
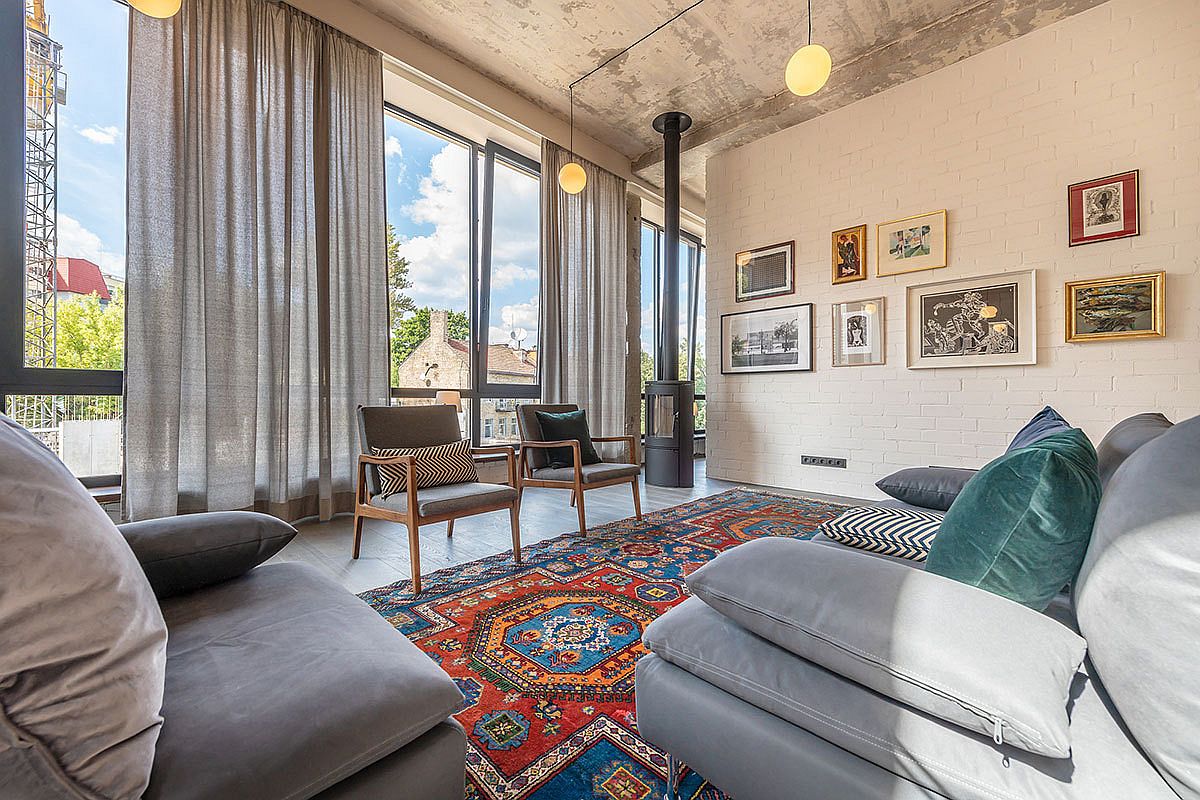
<box><xmin>510</xmin><ymin>328</ymin><xmax>528</xmax><ymax>349</ymax></box>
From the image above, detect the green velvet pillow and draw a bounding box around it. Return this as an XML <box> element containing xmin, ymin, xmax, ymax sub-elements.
<box><xmin>925</xmin><ymin>428</ymin><xmax>1101</xmax><ymax>610</ymax></box>
<box><xmin>534</xmin><ymin>409</ymin><xmax>602</xmax><ymax>469</ymax></box>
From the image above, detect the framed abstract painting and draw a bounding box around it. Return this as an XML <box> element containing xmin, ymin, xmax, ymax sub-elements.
<box><xmin>1068</xmin><ymin>170</ymin><xmax>1139</xmax><ymax>246</ymax></box>
<box><xmin>831</xmin><ymin>224</ymin><xmax>867</xmax><ymax>284</ymax></box>
<box><xmin>877</xmin><ymin>210</ymin><xmax>947</xmax><ymax>277</ymax></box>
<box><xmin>832</xmin><ymin>297</ymin><xmax>885</xmax><ymax>367</ymax></box>
<box><xmin>1065</xmin><ymin>271</ymin><xmax>1164</xmax><ymax>342</ymax></box>
<box><xmin>905</xmin><ymin>269</ymin><xmax>1037</xmax><ymax>369</ymax></box>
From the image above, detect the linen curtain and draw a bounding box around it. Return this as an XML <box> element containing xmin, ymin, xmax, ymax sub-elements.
<box><xmin>125</xmin><ymin>0</ymin><xmax>388</xmax><ymax>521</ymax></box>
<box><xmin>539</xmin><ymin>141</ymin><xmax>631</xmax><ymax>458</ymax></box>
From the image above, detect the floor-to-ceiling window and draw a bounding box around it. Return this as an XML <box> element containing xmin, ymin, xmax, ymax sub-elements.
<box><xmin>1</xmin><ymin>0</ymin><xmax>128</xmax><ymax>483</ymax></box>
<box><xmin>383</xmin><ymin>105</ymin><xmax>541</xmax><ymax>445</ymax></box>
<box><xmin>639</xmin><ymin>220</ymin><xmax>705</xmax><ymax>433</ymax></box>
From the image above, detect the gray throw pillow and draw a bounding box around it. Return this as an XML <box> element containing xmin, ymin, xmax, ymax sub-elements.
<box><xmin>686</xmin><ymin>537</ymin><xmax>1087</xmax><ymax>758</ymax></box>
<box><xmin>875</xmin><ymin>466</ymin><xmax>977</xmax><ymax>511</ymax></box>
<box><xmin>0</xmin><ymin>414</ymin><xmax>167</xmax><ymax>799</ymax></box>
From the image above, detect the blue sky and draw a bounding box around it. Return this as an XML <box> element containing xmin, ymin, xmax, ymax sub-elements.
<box><xmin>46</xmin><ymin>0</ymin><xmax>129</xmax><ymax>278</ymax></box>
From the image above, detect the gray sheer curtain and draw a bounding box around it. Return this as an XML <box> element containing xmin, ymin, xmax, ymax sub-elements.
<box><xmin>125</xmin><ymin>0</ymin><xmax>388</xmax><ymax>522</ymax></box>
<box><xmin>539</xmin><ymin>141</ymin><xmax>630</xmax><ymax>455</ymax></box>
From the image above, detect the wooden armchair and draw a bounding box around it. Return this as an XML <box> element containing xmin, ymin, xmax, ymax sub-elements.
<box><xmin>353</xmin><ymin>404</ymin><xmax>520</xmax><ymax>595</ymax></box>
<box><xmin>515</xmin><ymin>403</ymin><xmax>642</xmax><ymax>536</ymax></box>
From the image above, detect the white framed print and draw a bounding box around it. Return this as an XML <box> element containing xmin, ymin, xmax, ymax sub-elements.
<box><xmin>833</xmin><ymin>298</ymin><xmax>885</xmax><ymax>367</ymax></box>
<box><xmin>720</xmin><ymin>304</ymin><xmax>814</xmax><ymax>374</ymax></box>
<box><xmin>906</xmin><ymin>269</ymin><xmax>1037</xmax><ymax>369</ymax></box>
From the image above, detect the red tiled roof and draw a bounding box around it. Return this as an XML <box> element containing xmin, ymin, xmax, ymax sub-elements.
<box><xmin>448</xmin><ymin>339</ymin><xmax>537</xmax><ymax>376</ymax></box>
<box><xmin>54</xmin><ymin>257</ymin><xmax>111</xmax><ymax>300</ymax></box>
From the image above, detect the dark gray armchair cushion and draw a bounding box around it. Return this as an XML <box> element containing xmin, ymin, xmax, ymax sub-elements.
<box><xmin>686</xmin><ymin>537</ymin><xmax>1087</xmax><ymax>758</ymax></box>
<box><xmin>119</xmin><ymin>511</ymin><xmax>297</xmax><ymax>599</ymax></box>
<box><xmin>357</xmin><ymin>405</ymin><xmax>465</xmax><ymax>495</ymax></box>
<box><xmin>0</xmin><ymin>414</ymin><xmax>167</xmax><ymax>800</ymax></box>
<box><xmin>875</xmin><ymin>466</ymin><xmax>977</xmax><ymax>511</ymax></box>
<box><xmin>369</xmin><ymin>482</ymin><xmax>517</xmax><ymax>517</ymax></box>
<box><xmin>1095</xmin><ymin>412</ymin><xmax>1173</xmax><ymax>489</ymax></box>
<box><xmin>516</xmin><ymin>403</ymin><xmax>578</xmax><ymax>468</ymax></box>
<box><xmin>1075</xmin><ymin>414</ymin><xmax>1200</xmax><ymax>799</ymax></box>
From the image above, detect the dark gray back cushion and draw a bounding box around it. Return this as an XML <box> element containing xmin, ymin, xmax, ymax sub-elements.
<box><xmin>357</xmin><ymin>405</ymin><xmax>463</xmax><ymax>495</ymax></box>
<box><xmin>516</xmin><ymin>403</ymin><xmax>577</xmax><ymax>468</ymax></box>
<box><xmin>1095</xmin><ymin>412</ymin><xmax>1173</xmax><ymax>489</ymax></box>
<box><xmin>1074</xmin><ymin>414</ymin><xmax>1200</xmax><ymax>799</ymax></box>
<box><xmin>0</xmin><ymin>414</ymin><xmax>167</xmax><ymax>799</ymax></box>
<box><xmin>875</xmin><ymin>466</ymin><xmax>977</xmax><ymax>511</ymax></box>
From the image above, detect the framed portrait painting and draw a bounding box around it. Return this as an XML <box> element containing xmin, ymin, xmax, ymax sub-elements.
<box><xmin>877</xmin><ymin>210</ymin><xmax>947</xmax><ymax>277</ymax></box>
<box><xmin>831</xmin><ymin>225</ymin><xmax>867</xmax><ymax>285</ymax></box>
<box><xmin>1068</xmin><ymin>170</ymin><xmax>1138</xmax><ymax>246</ymax></box>
<box><xmin>735</xmin><ymin>241</ymin><xmax>795</xmax><ymax>302</ymax></box>
<box><xmin>1065</xmin><ymin>271</ymin><xmax>1164</xmax><ymax>342</ymax></box>
<box><xmin>720</xmin><ymin>304</ymin><xmax>814</xmax><ymax>374</ymax></box>
<box><xmin>833</xmin><ymin>297</ymin><xmax>885</xmax><ymax>367</ymax></box>
<box><xmin>906</xmin><ymin>269</ymin><xmax>1037</xmax><ymax>369</ymax></box>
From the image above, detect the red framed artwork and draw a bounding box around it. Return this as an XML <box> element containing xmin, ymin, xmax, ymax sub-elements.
<box><xmin>1068</xmin><ymin>170</ymin><xmax>1139</xmax><ymax>246</ymax></box>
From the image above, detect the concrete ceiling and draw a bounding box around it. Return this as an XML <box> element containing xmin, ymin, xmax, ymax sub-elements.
<box><xmin>352</xmin><ymin>0</ymin><xmax>1110</xmax><ymax>198</ymax></box>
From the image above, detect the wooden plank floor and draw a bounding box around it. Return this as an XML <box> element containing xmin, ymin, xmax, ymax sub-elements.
<box><xmin>272</xmin><ymin>459</ymin><xmax>864</xmax><ymax>594</ymax></box>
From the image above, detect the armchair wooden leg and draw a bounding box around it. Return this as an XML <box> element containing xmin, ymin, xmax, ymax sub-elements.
<box><xmin>509</xmin><ymin>503</ymin><xmax>522</xmax><ymax>564</ymax></box>
<box><xmin>575</xmin><ymin>488</ymin><xmax>588</xmax><ymax>536</ymax></box>
<box><xmin>446</xmin><ymin>519</ymin><xmax>454</xmax><ymax>538</ymax></box>
<box><xmin>631</xmin><ymin>478</ymin><xmax>643</xmax><ymax>520</ymax></box>
<box><xmin>569</xmin><ymin>490</ymin><xmax>576</xmax><ymax>507</ymax></box>
<box><xmin>407</xmin><ymin>523</ymin><xmax>422</xmax><ymax>596</ymax></box>
<box><xmin>352</xmin><ymin>509</ymin><xmax>365</xmax><ymax>559</ymax></box>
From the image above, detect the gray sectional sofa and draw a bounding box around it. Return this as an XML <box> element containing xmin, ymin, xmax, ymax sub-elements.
<box><xmin>636</xmin><ymin>412</ymin><xmax>1197</xmax><ymax>800</ymax></box>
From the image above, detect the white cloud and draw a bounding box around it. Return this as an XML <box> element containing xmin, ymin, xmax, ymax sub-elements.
<box><xmin>490</xmin><ymin>262</ymin><xmax>539</xmax><ymax>290</ymax></box>
<box><xmin>78</xmin><ymin>125</ymin><xmax>120</xmax><ymax>145</ymax></box>
<box><xmin>489</xmin><ymin>296</ymin><xmax>539</xmax><ymax>347</ymax></box>
<box><xmin>58</xmin><ymin>213</ymin><xmax>125</xmax><ymax>277</ymax></box>
<box><xmin>385</xmin><ymin>136</ymin><xmax>403</xmax><ymax>158</ymax></box>
<box><xmin>395</xmin><ymin>144</ymin><xmax>472</xmax><ymax>311</ymax></box>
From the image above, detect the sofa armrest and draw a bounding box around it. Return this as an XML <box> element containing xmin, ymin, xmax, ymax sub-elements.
<box><xmin>685</xmin><ymin>538</ymin><xmax>1086</xmax><ymax>758</ymax></box>
<box><xmin>118</xmin><ymin>511</ymin><xmax>297</xmax><ymax>599</ymax></box>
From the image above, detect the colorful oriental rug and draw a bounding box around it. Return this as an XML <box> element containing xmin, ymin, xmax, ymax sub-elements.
<box><xmin>360</xmin><ymin>488</ymin><xmax>849</xmax><ymax>800</ymax></box>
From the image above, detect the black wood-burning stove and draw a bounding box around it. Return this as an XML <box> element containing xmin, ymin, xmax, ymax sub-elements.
<box><xmin>645</xmin><ymin>111</ymin><xmax>695</xmax><ymax>488</ymax></box>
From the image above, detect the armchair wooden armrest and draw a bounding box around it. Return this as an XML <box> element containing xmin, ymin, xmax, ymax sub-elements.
<box><xmin>472</xmin><ymin>445</ymin><xmax>517</xmax><ymax>487</ymax></box>
<box><xmin>356</xmin><ymin>453</ymin><xmax>417</xmax><ymax>506</ymax></box>
<box><xmin>515</xmin><ymin>439</ymin><xmax>583</xmax><ymax>482</ymax></box>
<box><xmin>591</xmin><ymin>435</ymin><xmax>637</xmax><ymax>464</ymax></box>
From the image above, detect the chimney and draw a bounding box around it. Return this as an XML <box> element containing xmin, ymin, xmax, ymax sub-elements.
<box><xmin>430</xmin><ymin>309</ymin><xmax>449</xmax><ymax>342</ymax></box>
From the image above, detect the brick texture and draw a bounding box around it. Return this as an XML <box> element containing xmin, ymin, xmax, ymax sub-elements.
<box><xmin>703</xmin><ymin>0</ymin><xmax>1200</xmax><ymax>499</ymax></box>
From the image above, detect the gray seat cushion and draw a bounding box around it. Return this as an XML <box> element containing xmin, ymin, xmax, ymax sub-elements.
<box><xmin>643</xmin><ymin>598</ymin><xmax>1175</xmax><ymax>800</ymax></box>
<box><xmin>1094</xmin><ymin>412</ymin><xmax>1173</xmax><ymax>489</ymax></box>
<box><xmin>532</xmin><ymin>462</ymin><xmax>640</xmax><ymax>484</ymax></box>
<box><xmin>1075</xmin><ymin>414</ymin><xmax>1200</xmax><ymax>799</ymax></box>
<box><xmin>0</xmin><ymin>414</ymin><xmax>167</xmax><ymax>800</ymax></box>
<box><xmin>145</xmin><ymin>562</ymin><xmax>462</xmax><ymax>800</ymax></box>
<box><xmin>370</xmin><ymin>481</ymin><xmax>516</xmax><ymax>517</ymax></box>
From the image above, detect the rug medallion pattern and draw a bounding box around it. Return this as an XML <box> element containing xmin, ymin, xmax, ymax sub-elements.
<box><xmin>360</xmin><ymin>488</ymin><xmax>848</xmax><ymax>800</ymax></box>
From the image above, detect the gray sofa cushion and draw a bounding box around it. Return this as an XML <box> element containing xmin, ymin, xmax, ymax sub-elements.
<box><xmin>875</xmin><ymin>466</ymin><xmax>977</xmax><ymax>511</ymax></box>
<box><xmin>144</xmin><ymin>562</ymin><xmax>463</xmax><ymax>800</ymax></box>
<box><xmin>0</xmin><ymin>414</ymin><xmax>167</xmax><ymax>800</ymax></box>
<box><xmin>1094</xmin><ymin>412</ymin><xmax>1173</xmax><ymax>489</ymax></box>
<box><xmin>369</xmin><ymin>481</ymin><xmax>516</xmax><ymax>517</ymax></box>
<box><xmin>686</xmin><ymin>538</ymin><xmax>1086</xmax><ymax>757</ymax></box>
<box><xmin>531</xmin><ymin>462</ymin><xmax>640</xmax><ymax>484</ymax></box>
<box><xmin>1075</xmin><ymin>414</ymin><xmax>1200</xmax><ymax>800</ymax></box>
<box><xmin>119</xmin><ymin>511</ymin><xmax>296</xmax><ymax>599</ymax></box>
<box><xmin>643</xmin><ymin>597</ymin><xmax>1175</xmax><ymax>800</ymax></box>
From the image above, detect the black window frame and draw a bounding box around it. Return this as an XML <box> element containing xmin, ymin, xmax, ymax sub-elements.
<box><xmin>383</xmin><ymin>104</ymin><xmax>543</xmax><ymax>446</ymax></box>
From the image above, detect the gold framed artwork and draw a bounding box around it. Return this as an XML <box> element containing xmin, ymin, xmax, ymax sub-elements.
<box><xmin>831</xmin><ymin>225</ymin><xmax>867</xmax><ymax>284</ymax></box>
<box><xmin>877</xmin><ymin>210</ymin><xmax>947</xmax><ymax>277</ymax></box>
<box><xmin>1065</xmin><ymin>271</ymin><xmax>1164</xmax><ymax>343</ymax></box>
<box><xmin>832</xmin><ymin>297</ymin><xmax>885</xmax><ymax>367</ymax></box>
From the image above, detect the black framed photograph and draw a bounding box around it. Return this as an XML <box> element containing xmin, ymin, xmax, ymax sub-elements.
<box><xmin>720</xmin><ymin>304</ymin><xmax>814</xmax><ymax>374</ymax></box>
<box><xmin>735</xmin><ymin>241</ymin><xmax>795</xmax><ymax>302</ymax></box>
<box><xmin>833</xmin><ymin>297</ymin><xmax>885</xmax><ymax>367</ymax></box>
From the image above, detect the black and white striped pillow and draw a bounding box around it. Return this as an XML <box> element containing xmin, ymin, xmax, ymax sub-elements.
<box><xmin>371</xmin><ymin>439</ymin><xmax>478</xmax><ymax>496</ymax></box>
<box><xmin>819</xmin><ymin>505</ymin><xmax>942</xmax><ymax>562</ymax></box>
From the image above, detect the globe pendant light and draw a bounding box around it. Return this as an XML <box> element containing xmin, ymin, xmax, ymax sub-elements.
<box><xmin>130</xmin><ymin>0</ymin><xmax>182</xmax><ymax>18</ymax></box>
<box><xmin>786</xmin><ymin>0</ymin><xmax>831</xmax><ymax>96</ymax></box>
<box><xmin>558</xmin><ymin>86</ymin><xmax>587</xmax><ymax>195</ymax></box>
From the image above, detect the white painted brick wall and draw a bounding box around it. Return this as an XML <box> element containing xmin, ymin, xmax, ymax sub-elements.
<box><xmin>703</xmin><ymin>0</ymin><xmax>1200</xmax><ymax>500</ymax></box>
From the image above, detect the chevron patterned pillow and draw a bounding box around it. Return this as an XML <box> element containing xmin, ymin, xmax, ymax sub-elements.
<box><xmin>819</xmin><ymin>505</ymin><xmax>942</xmax><ymax>562</ymax></box>
<box><xmin>371</xmin><ymin>439</ymin><xmax>479</xmax><ymax>496</ymax></box>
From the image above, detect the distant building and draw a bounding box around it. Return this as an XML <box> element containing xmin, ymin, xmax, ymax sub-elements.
<box><xmin>54</xmin><ymin>257</ymin><xmax>112</xmax><ymax>305</ymax></box>
<box><xmin>393</xmin><ymin>309</ymin><xmax>538</xmax><ymax>442</ymax></box>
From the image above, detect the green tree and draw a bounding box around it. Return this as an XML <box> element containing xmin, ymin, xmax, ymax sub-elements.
<box><xmin>387</xmin><ymin>224</ymin><xmax>415</xmax><ymax>324</ymax></box>
<box><xmin>391</xmin><ymin>307</ymin><xmax>470</xmax><ymax>383</ymax></box>
<box><xmin>51</xmin><ymin>289</ymin><xmax>124</xmax><ymax>416</ymax></box>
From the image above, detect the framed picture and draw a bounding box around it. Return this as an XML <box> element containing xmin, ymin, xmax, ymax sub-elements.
<box><xmin>831</xmin><ymin>224</ymin><xmax>867</xmax><ymax>284</ymax></box>
<box><xmin>1065</xmin><ymin>271</ymin><xmax>1164</xmax><ymax>342</ymax></box>
<box><xmin>906</xmin><ymin>269</ymin><xmax>1037</xmax><ymax>369</ymax></box>
<box><xmin>720</xmin><ymin>304</ymin><xmax>814</xmax><ymax>374</ymax></box>
<box><xmin>833</xmin><ymin>297</ymin><xmax>885</xmax><ymax>367</ymax></box>
<box><xmin>1068</xmin><ymin>170</ymin><xmax>1138</xmax><ymax>246</ymax></box>
<box><xmin>877</xmin><ymin>210</ymin><xmax>947</xmax><ymax>277</ymax></box>
<box><xmin>735</xmin><ymin>241</ymin><xmax>794</xmax><ymax>302</ymax></box>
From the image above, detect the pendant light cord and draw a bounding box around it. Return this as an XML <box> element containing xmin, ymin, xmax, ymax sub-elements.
<box><xmin>808</xmin><ymin>0</ymin><xmax>812</xmax><ymax>45</ymax></box>
<box><xmin>569</xmin><ymin>0</ymin><xmax>711</xmax><ymax>91</ymax></box>
<box><xmin>569</xmin><ymin>86</ymin><xmax>575</xmax><ymax>155</ymax></box>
